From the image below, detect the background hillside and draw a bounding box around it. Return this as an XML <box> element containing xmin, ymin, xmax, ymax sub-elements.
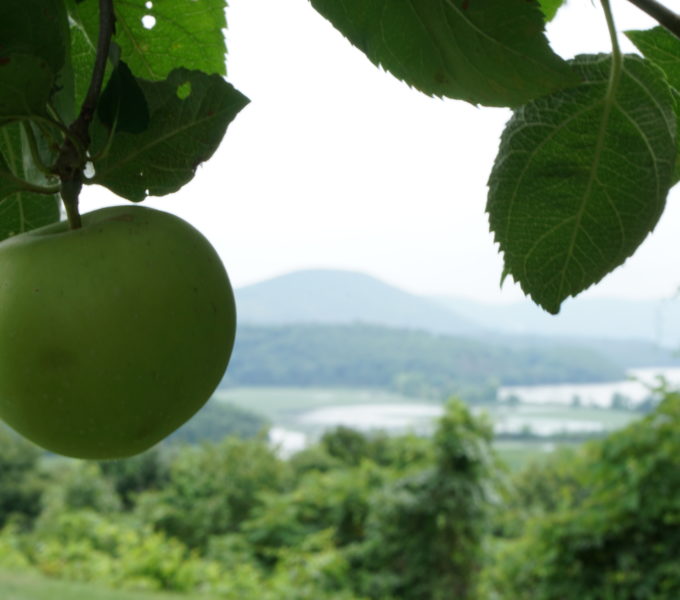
<box><xmin>221</xmin><ymin>324</ymin><xmax>625</xmax><ymax>396</ymax></box>
<box><xmin>236</xmin><ymin>269</ymin><xmax>680</xmax><ymax>346</ymax></box>
<box><xmin>233</xmin><ymin>270</ymin><xmax>680</xmax><ymax>377</ymax></box>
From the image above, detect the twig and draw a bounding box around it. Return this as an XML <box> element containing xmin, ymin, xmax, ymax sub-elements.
<box><xmin>626</xmin><ymin>0</ymin><xmax>680</xmax><ymax>40</ymax></box>
<box><xmin>54</xmin><ymin>0</ymin><xmax>116</xmax><ymax>228</ymax></box>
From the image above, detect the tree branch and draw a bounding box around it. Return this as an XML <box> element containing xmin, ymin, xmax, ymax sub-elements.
<box><xmin>626</xmin><ymin>0</ymin><xmax>680</xmax><ymax>39</ymax></box>
<box><xmin>54</xmin><ymin>0</ymin><xmax>115</xmax><ymax>229</ymax></box>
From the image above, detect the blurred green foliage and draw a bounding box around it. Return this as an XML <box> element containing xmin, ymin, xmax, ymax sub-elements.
<box><xmin>1</xmin><ymin>393</ymin><xmax>679</xmax><ymax>599</ymax></box>
<box><xmin>481</xmin><ymin>391</ymin><xmax>680</xmax><ymax>599</ymax></box>
<box><xmin>0</xmin><ymin>427</ymin><xmax>45</xmax><ymax>528</ymax></box>
<box><xmin>226</xmin><ymin>324</ymin><xmax>624</xmax><ymax>396</ymax></box>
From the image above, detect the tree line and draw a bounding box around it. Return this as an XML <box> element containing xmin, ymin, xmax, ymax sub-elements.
<box><xmin>223</xmin><ymin>324</ymin><xmax>625</xmax><ymax>399</ymax></box>
<box><xmin>0</xmin><ymin>391</ymin><xmax>679</xmax><ymax>598</ymax></box>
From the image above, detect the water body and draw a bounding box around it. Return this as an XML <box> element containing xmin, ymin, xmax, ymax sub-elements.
<box><xmin>499</xmin><ymin>367</ymin><xmax>680</xmax><ymax>407</ymax></box>
<box><xmin>298</xmin><ymin>403</ymin><xmax>442</xmax><ymax>430</ymax></box>
<box><xmin>268</xmin><ymin>367</ymin><xmax>679</xmax><ymax>454</ymax></box>
<box><xmin>269</xmin><ymin>426</ymin><xmax>307</xmax><ymax>456</ymax></box>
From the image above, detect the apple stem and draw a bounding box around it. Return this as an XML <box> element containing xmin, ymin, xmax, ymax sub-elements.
<box><xmin>61</xmin><ymin>178</ymin><xmax>83</xmax><ymax>230</ymax></box>
<box><xmin>53</xmin><ymin>0</ymin><xmax>116</xmax><ymax>228</ymax></box>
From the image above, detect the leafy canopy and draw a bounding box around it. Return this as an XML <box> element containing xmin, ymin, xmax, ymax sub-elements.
<box><xmin>0</xmin><ymin>0</ymin><xmax>248</xmax><ymax>230</ymax></box>
<box><xmin>0</xmin><ymin>0</ymin><xmax>678</xmax><ymax>313</ymax></box>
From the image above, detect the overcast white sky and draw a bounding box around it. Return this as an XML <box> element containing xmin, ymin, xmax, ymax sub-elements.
<box><xmin>86</xmin><ymin>0</ymin><xmax>679</xmax><ymax>304</ymax></box>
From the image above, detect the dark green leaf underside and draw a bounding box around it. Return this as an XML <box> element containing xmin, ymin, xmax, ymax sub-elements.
<box><xmin>309</xmin><ymin>0</ymin><xmax>579</xmax><ymax>107</ymax></box>
<box><xmin>91</xmin><ymin>69</ymin><xmax>249</xmax><ymax>201</ymax></box>
<box><xmin>0</xmin><ymin>55</ymin><xmax>54</xmax><ymax>122</ymax></box>
<box><xmin>487</xmin><ymin>54</ymin><xmax>676</xmax><ymax>314</ymax></box>
<box><xmin>98</xmin><ymin>61</ymin><xmax>150</xmax><ymax>134</ymax></box>
<box><xmin>0</xmin><ymin>0</ymin><xmax>69</xmax><ymax>74</ymax></box>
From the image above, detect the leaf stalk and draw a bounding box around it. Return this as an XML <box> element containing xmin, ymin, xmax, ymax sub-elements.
<box><xmin>601</xmin><ymin>0</ymin><xmax>623</xmax><ymax>95</ymax></box>
<box><xmin>54</xmin><ymin>0</ymin><xmax>115</xmax><ymax>229</ymax></box>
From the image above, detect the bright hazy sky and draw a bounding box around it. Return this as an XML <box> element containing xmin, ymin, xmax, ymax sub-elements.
<box><xmin>86</xmin><ymin>0</ymin><xmax>679</xmax><ymax>304</ymax></box>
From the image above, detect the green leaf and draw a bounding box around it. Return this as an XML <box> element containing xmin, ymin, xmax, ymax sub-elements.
<box><xmin>487</xmin><ymin>54</ymin><xmax>677</xmax><ymax>314</ymax></box>
<box><xmin>67</xmin><ymin>11</ymin><xmax>103</xmax><ymax>114</ymax></box>
<box><xmin>626</xmin><ymin>27</ymin><xmax>680</xmax><ymax>88</ymax></box>
<box><xmin>0</xmin><ymin>0</ymin><xmax>69</xmax><ymax>74</ymax></box>
<box><xmin>308</xmin><ymin>0</ymin><xmax>579</xmax><ymax>107</ymax></box>
<box><xmin>98</xmin><ymin>61</ymin><xmax>150</xmax><ymax>134</ymax></box>
<box><xmin>0</xmin><ymin>54</ymin><xmax>54</xmax><ymax>122</ymax></box>
<box><xmin>0</xmin><ymin>0</ymin><xmax>69</xmax><ymax>125</ymax></box>
<box><xmin>0</xmin><ymin>125</ymin><xmax>60</xmax><ymax>241</ymax></box>
<box><xmin>91</xmin><ymin>69</ymin><xmax>249</xmax><ymax>201</ymax></box>
<box><xmin>68</xmin><ymin>0</ymin><xmax>228</xmax><ymax>82</ymax></box>
<box><xmin>0</xmin><ymin>153</ymin><xmax>28</xmax><ymax>199</ymax></box>
<box><xmin>626</xmin><ymin>27</ymin><xmax>680</xmax><ymax>185</ymax></box>
<box><xmin>538</xmin><ymin>0</ymin><xmax>567</xmax><ymax>22</ymax></box>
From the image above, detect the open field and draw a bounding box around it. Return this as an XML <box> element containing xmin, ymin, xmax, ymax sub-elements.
<box><xmin>0</xmin><ymin>570</ymin><xmax>203</xmax><ymax>600</ymax></box>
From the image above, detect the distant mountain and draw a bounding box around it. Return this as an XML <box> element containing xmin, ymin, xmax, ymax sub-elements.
<box><xmin>432</xmin><ymin>296</ymin><xmax>680</xmax><ymax>348</ymax></box>
<box><xmin>235</xmin><ymin>269</ymin><xmax>482</xmax><ymax>336</ymax></box>
<box><xmin>233</xmin><ymin>269</ymin><xmax>680</xmax><ymax>368</ymax></box>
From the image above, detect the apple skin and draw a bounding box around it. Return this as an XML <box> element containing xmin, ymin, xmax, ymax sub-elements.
<box><xmin>0</xmin><ymin>205</ymin><xmax>236</xmax><ymax>459</ymax></box>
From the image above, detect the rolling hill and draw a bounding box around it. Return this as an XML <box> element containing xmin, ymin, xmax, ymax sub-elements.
<box><xmin>235</xmin><ymin>269</ymin><xmax>482</xmax><ymax>336</ymax></box>
<box><xmin>235</xmin><ymin>270</ymin><xmax>680</xmax><ymax>366</ymax></box>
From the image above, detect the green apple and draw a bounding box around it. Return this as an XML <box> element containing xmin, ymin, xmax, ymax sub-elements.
<box><xmin>0</xmin><ymin>205</ymin><xmax>236</xmax><ymax>459</ymax></box>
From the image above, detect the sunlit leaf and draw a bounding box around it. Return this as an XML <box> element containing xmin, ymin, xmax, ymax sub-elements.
<box><xmin>68</xmin><ymin>0</ymin><xmax>227</xmax><ymax>82</ymax></box>
<box><xmin>538</xmin><ymin>0</ymin><xmax>567</xmax><ymax>22</ymax></box>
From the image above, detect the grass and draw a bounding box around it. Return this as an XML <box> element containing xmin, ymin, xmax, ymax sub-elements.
<box><xmin>0</xmin><ymin>569</ymin><xmax>203</xmax><ymax>600</ymax></box>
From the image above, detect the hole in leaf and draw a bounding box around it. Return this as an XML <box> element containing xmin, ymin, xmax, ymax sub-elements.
<box><xmin>141</xmin><ymin>15</ymin><xmax>156</xmax><ymax>29</ymax></box>
<box><xmin>176</xmin><ymin>81</ymin><xmax>192</xmax><ymax>100</ymax></box>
